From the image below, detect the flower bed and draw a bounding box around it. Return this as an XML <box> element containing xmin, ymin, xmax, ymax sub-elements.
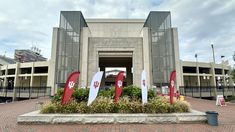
<box><xmin>41</xmin><ymin>96</ymin><xmax>190</xmax><ymax>114</ymax></box>
<box><xmin>41</xmin><ymin>86</ymin><xmax>190</xmax><ymax>114</ymax></box>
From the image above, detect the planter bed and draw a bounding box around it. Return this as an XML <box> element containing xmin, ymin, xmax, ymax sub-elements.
<box><xmin>17</xmin><ymin>110</ymin><xmax>206</xmax><ymax>124</ymax></box>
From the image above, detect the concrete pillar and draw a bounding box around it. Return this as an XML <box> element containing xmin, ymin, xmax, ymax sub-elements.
<box><xmin>80</xmin><ymin>27</ymin><xmax>91</xmax><ymax>87</ymax></box>
<box><xmin>222</xmin><ymin>63</ymin><xmax>226</xmax><ymax>86</ymax></box>
<box><xmin>48</xmin><ymin>27</ymin><xmax>60</xmax><ymax>95</ymax></box>
<box><xmin>141</xmin><ymin>27</ymin><xmax>152</xmax><ymax>88</ymax></box>
<box><xmin>210</xmin><ymin>63</ymin><xmax>217</xmax><ymax>97</ymax></box>
<box><xmin>180</xmin><ymin>60</ymin><xmax>184</xmax><ymax>87</ymax></box>
<box><xmin>196</xmin><ymin>62</ymin><xmax>200</xmax><ymax>87</ymax></box>
<box><xmin>13</xmin><ymin>63</ymin><xmax>20</xmax><ymax>101</ymax></box>
<box><xmin>172</xmin><ymin>28</ymin><xmax>181</xmax><ymax>90</ymax></box>
<box><xmin>3</xmin><ymin>65</ymin><xmax>8</xmax><ymax>98</ymax></box>
<box><xmin>3</xmin><ymin>65</ymin><xmax>8</xmax><ymax>87</ymax></box>
<box><xmin>13</xmin><ymin>63</ymin><xmax>20</xmax><ymax>87</ymax></box>
<box><xmin>30</xmin><ymin>62</ymin><xmax>34</xmax><ymax>87</ymax></box>
<box><xmin>196</xmin><ymin>62</ymin><xmax>201</xmax><ymax>98</ymax></box>
<box><xmin>132</xmin><ymin>51</ymin><xmax>143</xmax><ymax>88</ymax></box>
<box><xmin>29</xmin><ymin>62</ymin><xmax>34</xmax><ymax>99</ymax></box>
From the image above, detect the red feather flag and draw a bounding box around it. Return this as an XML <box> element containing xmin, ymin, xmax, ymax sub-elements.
<box><xmin>169</xmin><ymin>70</ymin><xmax>176</xmax><ymax>105</ymax></box>
<box><xmin>61</xmin><ymin>71</ymin><xmax>80</xmax><ymax>105</ymax></box>
<box><xmin>114</xmin><ymin>71</ymin><xmax>125</xmax><ymax>103</ymax></box>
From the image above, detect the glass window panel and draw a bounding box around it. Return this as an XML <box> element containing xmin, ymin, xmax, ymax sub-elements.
<box><xmin>55</xmin><ymin>11</ymin><xmax>87</xmax><ymax>83</ymax></box>
<box><xmin>144</xmin><ymin>12</ymin><xmax>175</xmax><ymax>84</ymax></box>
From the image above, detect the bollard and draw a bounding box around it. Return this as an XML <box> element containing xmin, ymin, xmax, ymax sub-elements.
<box><xmin>205</xmin><ymin>111</ymin><xmax>218</xmax><ymax>126</ymax></box>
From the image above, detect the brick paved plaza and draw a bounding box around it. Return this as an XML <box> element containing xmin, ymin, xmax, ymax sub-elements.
<box><xmin>1</xmin><ymin>97</ymin><xmax>235</xmax><ymax>132</ymax></box>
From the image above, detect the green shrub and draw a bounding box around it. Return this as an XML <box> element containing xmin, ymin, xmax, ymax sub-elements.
<box><xmin>122</xmin><ymin>85</ymin><xmax>141</xmax><ymax>99</ymax></box>
<box><xmin>58</xmin><ymin>100</ymin><xmax>78</xmax><ymax>113</ymax></box>
<box><xmin>72</xmin><ymin>88</ymin><xmax>89</xmax><ymax>102</ymax></box>
<box><xmin>128</xmin><ymin>100</ymin><xmax>143</xmax><ymax>113</ymax></box>
<box><xmin>98</xmin><ymin>87</ymin><xmax>115</xmax><ymax>98</ymax></box>
<box><xmin>52</xmin><ymin>86</ymin><xmax>155</xmax><ymax>103</ymax></box>
<box><xmin>116</xmin><ymin>96</ymin><xmax>132</xmax><ymax>113</ymax></box>
<box><xmin>41</xmin><ymin>96</ymin><xmax>190</xmax><ymax>114</ymax></box>
<box><xmin>171</xmin><ymin>100</ymin><xmax>190</xmax><ymax>113</ymax></box>
<box><xmin>143</xmin><ymin>97</ymin><xmax>171</xmax><ymax>113</ymax></box>
<box><xmin>122</xmin><ymin>85</ymin><xmax>155</xmax><ymax>100</ymax></box>
<box><xmin>40</xmin><ymin>103</ymin><xmax>57</xmax><ymax>113</ymax></box>
<box><xmin>225</xmin><ymin>95</ymin><xmax>235</xmax><ymax>102</ymax></box>
<box><xmin>41</xmin><ymin>100</ymin><xmax>79</xmax><ymax>114</ymax></box>
<box><xmin>90</xmin><ymin>96</ymin><xmax>114</xmax><ymax>113</ymax></box>
<box><xmin>77</xmin><ymin>101</ymin><xmax>91</xmax><ymax>113</ymax></box>
<box><xmin>148</xmin><ymin>89</ymin><xmax>155</xmax><ymax>100</ymax></box>
<box><xmin>51</xmin><ymin>89</ymin><xmax>64</xmax><ymax>103</ymax></box>
<box><xmin>52</xmin><ymin>88</ymin><xmax>89</xmax><ymax>103</ymax></box>
<box><xmin>42</xmin><ymin>85</ymin><xmax>190</xmax><ymax>114</ymax></box>
<box><xmin>114</xmin><ymin>97</ymin><xmax>143</xmax><ymax>113</ymax></box>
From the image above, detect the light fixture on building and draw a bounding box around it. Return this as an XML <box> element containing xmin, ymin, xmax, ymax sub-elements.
<box><xmin>203</xmin><ymin>73</ymin><xmax>210</xmax><ymax>80</ymax></box>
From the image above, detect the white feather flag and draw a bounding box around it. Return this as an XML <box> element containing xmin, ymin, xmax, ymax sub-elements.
<box><xmin>141</xmin><ymin>70</ymin><xmax>148</xmax><ymax>104</ymax></box>
<box><xmin>87</xmin><ymin>71</ymin><xmax>103</xmax><ymax>106</ymax></box>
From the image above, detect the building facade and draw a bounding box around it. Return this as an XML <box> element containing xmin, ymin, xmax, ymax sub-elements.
<box><xmin>179</xmin><ymin>61</ymin><xmax>234</xmax><ymax>98</ymax></box>
<box><xmin>0</xmin><ymin>11</ymin><xmax>234</xmax><ymax>101</ymax></box>
<box><xmin>50</xmin><ymin>11</ymin><xmax>180</xmax><ymax>92</ymax></box>
<box><xmin>15</xmin><ymin>49</ymin><xmax>47</xmax><ymax>63</ymax></box>
<box><xmin>179</xmin><ymin>61</ymin><xmax>233</xmax><ymax>87</ymax></box>
<box><xmin>0</xmin><ymin>61</ymin><xmax>50</xmax><ymax>101</ymax></box>
<box><xmin>0</xmin><ymin>55</ymin><xmax>16</xmax><ymax>66</ymax></box>
<box><xmin>0</xmin><ymin>60</ymin><xmax>233</xmax><ymax>100</ymax></box>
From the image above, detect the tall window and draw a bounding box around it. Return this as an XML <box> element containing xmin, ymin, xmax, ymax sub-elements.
<box><xmin>56</xmin><ymin>11</ymin><xmax>87</xmax><ymax>85</ymax></box>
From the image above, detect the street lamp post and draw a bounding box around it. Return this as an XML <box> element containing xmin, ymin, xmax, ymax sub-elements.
<box><xmin>221</xmin><ymin>56</ymin><xmax>226</xmax><ymax>87</ymax></box>
<box><xmin>211</xmin><ymin>44</ymin><xmax>217</xmax><ymax>99</ymax></box>
<box><xmin>211</xmin><ymin>44</ymin><xmax>216</xmax><ymax>64</ymax></box>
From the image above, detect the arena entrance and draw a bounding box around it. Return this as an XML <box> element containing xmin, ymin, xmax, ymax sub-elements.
<box><xmin>99</xmin><ymin>57</ymin><xmax>133</xmax><ymax>88</ymax></box>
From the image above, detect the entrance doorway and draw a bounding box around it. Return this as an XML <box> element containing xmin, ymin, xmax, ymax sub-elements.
<box><xmin>105</xmin><ymin>67</ymin><xmax>126</xmax><ymax>86</ymax></box>
<box><xmin>99</xmin><ymin>57</ymin><xmax>133</xmax><ymax>88</ymax></box>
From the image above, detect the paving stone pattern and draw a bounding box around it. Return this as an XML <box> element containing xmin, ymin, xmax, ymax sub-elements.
<box><xmin>0</xmin><ymin>97</ymin><xmax>235</xmax><ymax>132</ymax></box>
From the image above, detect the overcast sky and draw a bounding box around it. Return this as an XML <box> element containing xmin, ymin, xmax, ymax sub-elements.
<box><xmin>0</xmin><ymin>0</ymin><xmax>235</xmax><ymax>66</ymax></box>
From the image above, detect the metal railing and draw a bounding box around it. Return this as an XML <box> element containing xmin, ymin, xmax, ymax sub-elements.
<box><xmin>0</xmin><ymin>86</ymin><xmax>51</xmax><ymax>99</ymax></box>
<box><xmin>179</xmin><ymin>86</ymin><xmax>235</xmax><ymax>98</ymax></box>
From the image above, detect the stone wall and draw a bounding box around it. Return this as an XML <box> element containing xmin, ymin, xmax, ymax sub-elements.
<box><xmin>87</xmin><ymin>37</ymin><xmax>143</xmax><ymax>87</ymax></box>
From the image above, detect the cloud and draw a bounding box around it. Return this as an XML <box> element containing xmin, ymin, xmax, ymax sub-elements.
<box><xmin>0</xmin><ymin>0</ymin><xmax>234</xmax><ymax>67</ymax></box>
<box><xmin>155</xmin><ymin>0</ymin><xmax>235</xmax><ymax>65</ymax></box>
